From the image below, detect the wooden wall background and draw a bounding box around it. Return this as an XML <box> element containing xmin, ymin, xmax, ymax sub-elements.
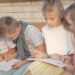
<box><xmin>0</xmin><ymin>0</ymin><xmax>41</xmax><ymax>2</ymax></box>
<box><xmin>0</xmin><ymin>0</ymin><xmax>74</xmax><ymax>22</ymax></box>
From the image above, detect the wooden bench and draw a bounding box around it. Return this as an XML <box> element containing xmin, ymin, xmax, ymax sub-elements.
<box><xmin>29</xmin><ymin>22</ymin><xmax>46</xmax><ymax>31</ymax></box>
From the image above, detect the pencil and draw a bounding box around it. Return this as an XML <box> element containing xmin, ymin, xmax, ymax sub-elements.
<box><xmin>6</xmin><ymin>46</ymin><xmax>10</xmax><ymax>62</ymax></box>
<box><xmin>63</xmin><ymin>51</ymin><xmax>70</xmax><ymax>63</ymax></box>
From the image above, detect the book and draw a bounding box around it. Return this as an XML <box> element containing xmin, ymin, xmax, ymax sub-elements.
<box><xmin>0</xmin><ymin>59</ymin><xmax>20</xmax><ymax>72</ymax></box>
<box><xmin>27</xmin><ymin>58</ymin><xmax>68</xmax><ymax>67</ymax></box>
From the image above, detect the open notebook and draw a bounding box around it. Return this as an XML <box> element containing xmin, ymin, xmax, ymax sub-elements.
<box><xmin>0</xmin><ymin>59</ymin><xmax>20</xmax><ymax>72</ymax></box>
<box><xmin>27</xmin><ymin>58</ymin><xmax>68</xmax><ymax>67</ymax></box>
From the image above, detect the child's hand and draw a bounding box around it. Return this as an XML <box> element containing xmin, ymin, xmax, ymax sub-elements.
<box><xmin>62</xmin><ymin>56</ymin><xmax>71</xmax><ymax>64</ymax></box>
<box><xmin>5</xmin><ymin>54</ymin><xmax>14</xmax><ymax>61</ymax></box>
<box><xmin>5</xmin><ymin>51</ymin><xmax>18</xmax><ymax>62</ymax></box>
<box><xmin>32</xmin><ymin>50</ymin><xmax>48</xmax><ymax>58</ymax></box>
<box><xmin>50</xmin><ymin>54</ymin><xmax>62</xmax><ymax>60</ymax></box>
<box><xmin>12</xmin><ymin>61</ymin><xmax>24</xmax><ymax>69</ymax></box>
<box><xmin>13</xmin><ymin>60</ymin><xmax>29</xmax><ymax>69</ymax></box>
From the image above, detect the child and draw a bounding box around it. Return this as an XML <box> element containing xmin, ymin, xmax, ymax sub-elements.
<box><xmin>63</xmin><ymin>3</ymin><xmax>75</xmax><ymax>72</ymax></box>
<box><xmin>24</xmin><ymin>0</ymin><xmax>74</xmax><ymax>75</ymax></box>
<box><xmin>0</xmin><ymin>39</ymin><xmax>17</xmax><ymax>62</ymax></box>
<box><xmin>0</xmin><ymin>16</ymin><xmax>45</xmax><ymax>75</ymax></box>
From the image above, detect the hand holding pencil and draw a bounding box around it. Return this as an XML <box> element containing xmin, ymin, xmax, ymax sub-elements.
<box><xmin>62</xmin><ymin>51</ymin><xmax>71</xmax><ymax>64</ymax></box>
<box><xmin>5</xmin><ymin>46</ymin><xmax>10</xmax><ymax>62</ymax></box>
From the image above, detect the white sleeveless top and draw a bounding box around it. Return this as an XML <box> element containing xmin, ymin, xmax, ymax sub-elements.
<box><xmin>42</xmin><ymin>25</ymin><xmax>74</xmax><ymax>55</ymax></box>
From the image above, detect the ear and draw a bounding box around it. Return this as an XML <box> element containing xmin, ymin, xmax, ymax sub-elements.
<box><xmin>16</xmin><ymin>24</ymin><xmax>21</xmax><ymax>31</ymax></box>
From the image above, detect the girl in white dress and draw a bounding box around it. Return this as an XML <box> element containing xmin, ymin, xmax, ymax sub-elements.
<box><xmin>24</xmin><ymin>0</ymin><xmax>74</xmax><ymax>75</ymax></box>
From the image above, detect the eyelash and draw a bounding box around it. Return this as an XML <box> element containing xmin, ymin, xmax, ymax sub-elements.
<box><xmin>45</xmin><ymin>18</ymin><xmax>54</xmax><ymax>21</ymax></box>
<box><xmin>49</xmin><ymin>18</ymin><xmax>54</xmax><ymax>20</ymax></box>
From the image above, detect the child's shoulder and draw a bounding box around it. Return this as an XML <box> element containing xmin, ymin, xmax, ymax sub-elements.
<box><xmin>26</xmin><ymin>24</ymin><xmax>41</xmax><ymax>33</ymax></box>
<box><xmin>25</xmin><ymin>25</ymin><xmax>42</xmax><ymax>37</ymax></box>
<box><xmin>26</xmin><ymin>24</ymin><xmax>37</xmax><ymax>30</ymax></box>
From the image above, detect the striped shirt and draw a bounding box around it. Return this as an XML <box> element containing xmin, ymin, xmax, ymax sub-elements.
<box><xmin>24</xmin><ymin>25</ymin><xmax>44</xmax><ymax>54</ymax></box>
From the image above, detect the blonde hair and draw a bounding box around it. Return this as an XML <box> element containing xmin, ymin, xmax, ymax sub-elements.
<box><xmin>63</xmin><ymin>3</ymin><xmax>75</xmax><ymax>32</ymax></box>
<box><xmin>42</xmin><ymin>0</ymin><xmax>64</xmax><ymax>17</ymax></box>
<box><xmin>65</xmin><ymin>3</ymin><xmax>75</xmax><ymax>25</ymax></box>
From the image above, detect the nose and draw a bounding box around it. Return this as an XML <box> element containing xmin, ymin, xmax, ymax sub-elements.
<box><xmin>47</xmin><ymin>20</ymin><xmax>50</xmax><ymax>25</ymax></box>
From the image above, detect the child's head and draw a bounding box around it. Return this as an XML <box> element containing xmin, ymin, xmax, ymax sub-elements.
<box><xmin>0</xmin><ymin>16</ymin><xmax>21</xmax><ymax>40</ymax></box>
<box><xmin>42</xmin><ymin>0</ymin><xmax>64</xmax><ymax>27</ymax></box>
<box><xmin>63</xmin><ymin>3</ymin><xmax>75</xmax><ymax>33</ymax></box>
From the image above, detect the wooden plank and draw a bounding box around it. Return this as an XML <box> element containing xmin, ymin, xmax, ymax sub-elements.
<box><xmin>0</xmin><ymin>6</ymin><xmax>42</xmax><ymax>12</ymax></box>
<box><xmin>0</xmin><ymin>0</ymin><xmax>42</xmax><ymax>2</ymax></box>
<box><xmin>0</xmin><ymin>13</ymin><xmax>32</xmax><ymax>19</ymax></box>
<box><xmin>0</xmin><ymin>0</ymin><xmax>30</xmax><ymax>2</ymax></box>
<box><xmin>0</xmin><ymin>12</ymin><xmax>43</xmax><ymax>19</ymax></box>
<box><xmin>18</xmin><ymin>18</ymin><xmax>45</xmax><ymax>22</ymax></box>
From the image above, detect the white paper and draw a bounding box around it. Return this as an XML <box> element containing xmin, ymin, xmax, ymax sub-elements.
<box><xmin>27</xmin><ymin>58</ymin><xmax>68</xmax><ymax>67</ymax></box>
<box><xmin>0</xmin><ymin>59</ymin><xmax>20</xmax><ymax>71</ymax></box>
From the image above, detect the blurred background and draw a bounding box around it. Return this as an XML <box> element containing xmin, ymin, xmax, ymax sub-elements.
<box><xmin>0</xmin><ymin>0</ymin><xmax>74</xmax><ymax>22</ymax></box>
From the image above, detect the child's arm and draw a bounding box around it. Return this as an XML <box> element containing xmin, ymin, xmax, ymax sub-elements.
<box><xmin>13</xmin><ymin>44</ymin><xmax>46</xmax><ymax>69</ymax></box>
<box><xmin>49</xmin><ymin>54</ymin><xmax>62</xmax><ymax>60</ymax></box>
<box><xmin>32</xmin><ymin>50</ymin><xmax>48</xmax><ymax>58</ymax></box>
<box><xmin>36</xmin><ymin>43</ymin><xmax>46</xmax><ymax>52</ymax></box>
<box><xmin>32</xmin><ymin>51</ymin><xmax>71</xmax><ymax>64</ymax></box>
<box><xmin>31</xmin><ymin>43</ymin><xmax>48</xmax><ymax>58</ymax></box>
<box><xmin>13</xmin><ymin>60</ymin><xmax>30</xmax><ymax>69</ymax></box>
<box><xmin>50</xmin><ymin>54</ymin><xmax>71</xmax><ymax>64</ymax></box>
<box><xmin>32</xmin><ymin>50</ymin><xmax>62</xmax><ymax>59</ymax></box>
<box><xmin>4</xmin><ymin>48</ymin><xmax>18</xmax><ymax>61</ymax></box>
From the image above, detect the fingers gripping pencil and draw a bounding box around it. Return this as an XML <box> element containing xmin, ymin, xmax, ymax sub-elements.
<box><xmin>63</xmin><ymin>51</ymin><xmax>70</xmax><ymax>63</ymax></box>
<box><xmin>5</xmin><ymin>46</ymin><xmax>10</xmax><ymax>62</ymax></box>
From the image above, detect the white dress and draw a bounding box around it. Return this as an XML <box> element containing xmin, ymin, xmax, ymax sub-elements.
<box><xmin>42</xmin><ymin>25</ymin><xmax>74</xmax><ymax>55</ymax></box>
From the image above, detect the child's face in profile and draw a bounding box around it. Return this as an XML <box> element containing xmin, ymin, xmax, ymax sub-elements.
<box><xmin>6</xmin><ymin>24</ymin><xmax>21</xmax><ymax>40</ymax></box>
<box><xmin>65</xmin><ymin>13</ymin><xmax>74</xmax><ymax>32</ymax></box>
<box><xmin>6</xmin><ymin>31</ymin><xmax>19</xmax><ymax>40</ymax></box>
<box><xmin>44</xmin><ymin>12</ymin><xmax>62</xmax><ymax>27</ymax></box>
